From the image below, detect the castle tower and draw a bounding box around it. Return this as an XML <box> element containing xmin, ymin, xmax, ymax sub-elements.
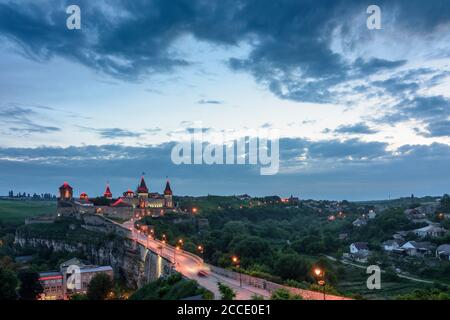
<box><xmin>79</xmin><ymin>192</ymin><xmax>89</xmax><ymax>201</ymax></box>
<box><xmin>104</xmin><ymin>184</ymin><xmax>113</xmax><ymax>200</ymax></box>
<box><xmin>137</xmin><ymin>176</ymin><xmax>149</xmax><ymax>198</ymax></box>
<box><xmin>59</xmin><ymin>182</ymin><xmax>73</xmax><ymax>201</ymax></box>
<box><xmin>123</xmin><ymin>189</ymin><xmax>135</xmax><ymax>198</ymax></box>
<box><xmin>163</xmin><ymin>180</ymin><xmax>173</xmax><ymax>209</ymax></box>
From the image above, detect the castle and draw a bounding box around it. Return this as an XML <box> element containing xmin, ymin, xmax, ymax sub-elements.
<box><xmin>57</xmin><ymin>176</ymin><xmax>176</xmax><ymax>219</ymax></box>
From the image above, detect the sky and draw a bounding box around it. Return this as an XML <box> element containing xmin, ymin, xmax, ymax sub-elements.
<box><xmin>0</xmin><ymin>0</ymin><xmax>449</xmax><ymax>200</ymax></box>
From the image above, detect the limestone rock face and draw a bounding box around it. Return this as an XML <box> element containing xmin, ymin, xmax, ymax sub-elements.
<box><xmin>14</xmin><ymin>234</ymin><xmax>170</xmax><ymax>289</ymax></box>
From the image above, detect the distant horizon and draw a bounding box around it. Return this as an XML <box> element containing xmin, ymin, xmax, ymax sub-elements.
<box><xmin>1</xmin><ymin>1</ymin><xmax>450</xmax><ymax>202</ymax></box>
<box><xmin>1</xmin><ymin>183</ymin><xmax>445</xmax><ymax>203</ymax></box>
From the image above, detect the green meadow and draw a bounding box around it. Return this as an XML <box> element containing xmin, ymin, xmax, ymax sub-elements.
<box><xmin>0</xmin><ymin>199</ymin><xmax>56</xmax><ymax>225</ymax></box>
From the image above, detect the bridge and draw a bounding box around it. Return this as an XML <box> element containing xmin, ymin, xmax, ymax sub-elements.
<box><xmin>116</xmin><ymin>220</ymin><xmax>351</xmax><ymax>300</ymax></box>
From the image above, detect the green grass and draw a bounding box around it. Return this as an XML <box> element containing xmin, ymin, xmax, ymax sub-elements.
<box><xmin>336</xmin><ymin>264</ymin><xmax>431</xmax><ymax>300</ymax></box>
<box><xmin>0</xmin><ymin>199</ymin><xmax>56</xmax><ymax>225</ymax></box>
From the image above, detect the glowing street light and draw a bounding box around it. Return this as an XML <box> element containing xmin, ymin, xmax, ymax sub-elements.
<box><xmin>231</xmin><ymin>256</ymin><xmax>242</xmax><ymax>287</ymax></box>
<box><xmin>313</xmin><ymin>267</ymin><xmax>326</xmax><ymax>300</ymax></box>
<box><xmin>192</xmin><ymin>208</ymin><xmax>198</xmax><ymax>214</ymax></box>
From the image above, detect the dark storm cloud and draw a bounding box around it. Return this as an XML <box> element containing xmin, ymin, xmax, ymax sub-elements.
<box><xmin>2</xmin><ymin>1</ymin><xmax>450</xmax><ymax>102</ymax></box>
<box><xmin>334</xmin><ymin>123</ymin><xmax>378</xmax><ymax>135</ymax></box>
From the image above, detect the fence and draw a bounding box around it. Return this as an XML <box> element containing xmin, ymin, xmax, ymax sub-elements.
<box><xmin>207</xmin><ymin>265</ymin><xmax>351</xmax><ymax>300</ymax></box>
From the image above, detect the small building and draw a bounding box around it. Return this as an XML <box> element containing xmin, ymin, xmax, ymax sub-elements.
<box><xmin>58</xmin><ymin>258</ymin><xmax>114</xmax><ymax>299</ymax></box>
<box><xmin>382</xmin><ymin>240</ymin><xmax>402</xmax><ymax>252</ymax></box>
<box><xmin>38</xmin><ymin>272</ymin><xmax>64</xmax><ymax>300</ymax></box>
<box><xmin>401</xmin><ymin>241</ymin><xmax>435</xmax><ymax>257</ymax></box>
<box><xmin>404</xmin><ymin>208</ymin><xmax>427</xmax><ymax>221</ymax></box>
<box><xmin>350</xmin><ymin>242</ymin><xmax>369</xmax><ymax>254</ymax></box>
<box><xmin>413</xmin><ymin>225</ymin><xmax>446</xmax><ymax>238</ymax></box>
<box><xmin>436</xmin><ymin>244</ymin><xmax>450</xmax><ymax>261</ymax></box>
<box><xmin>368</xmin><ymin>210</ymin><xmax>377</xmax><ymax>219</ymax></box>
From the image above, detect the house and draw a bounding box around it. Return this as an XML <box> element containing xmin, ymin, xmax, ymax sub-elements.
<box><xmin>401</xmin><ymin>241</ymin><xmax>435</xmax><ymax>257</ymax></box>
<box><xmin>368</xmin><ymin>210</ymin><xmax>377</xmax><ymax>219</ymax></box>
<box><xmin>413</xmin><ymin>225</ymin><xmax>446</xmax><ymax>238</ymax></box>
<box><xmin>38</xmin><ymin>272</ymin><xmax>65</xmax><ymax>300</ymax></box>
<box><xmin>350</xmin><ymin>242</ymin><xmax>369</xmax><ymax>254</ymax></box>
<box><xmin>415</xmin><ymin>204</ymin><xmax>439</xmax><ymax>216</ymax></box>
<box><xmin>436</xmin><ymin>244</ymin><xmax>450</xmax><ymax>261</ymax></box>
<box><xmin>38</xmin><ymin>258</ymin><xmax>114</xmax><ymax>300</ymax></box>
<box><xmin>352</xmin><ymin>218</ymin><xmax>368</xmax><ymax>227</ymax></box>
<box><xmin>404</xmin><ymin>209</ymin><xmax>426</xmax><ymax>221</ymax></box>
<box><xmin>382</xmin><ymin>240</ymin><xmax>403</xmax><ymax>252</ymax></box>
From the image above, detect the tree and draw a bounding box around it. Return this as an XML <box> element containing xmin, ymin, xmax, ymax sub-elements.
<box><xmin>87</xmin><ymin>273</ymin><xmax>114</xmax><ymax>300</ymax></box>
<box><xmin>270</xmin><ymin>288</ymin><xmax>302</xmax><ymax>300</ymax></box>
<box><xmin>218</xmin><ymin>282</ymin><xmax>236</xmax><ymax>300</ymax></box>
<box><xmin>0</xmin><ymin>267</ymin><xmax>18</xmax><ymax>300</ymax></box>
<box><xmin>70</xmin><ymin>293</ymin><xmax>88</xmax><ymax>300</ymax></box>
<box><xmin>274</xmin><ymin>254</ymin><xmax>310</xmax><ymax>282</ymax></box>
<box><xmin>18</xmin><ymin>271</ymin><xmax>43</xmax><ymax>300</ymax></box>
<box><xmin>440</xmin><ymin>194</ymin><xmax>450</xmax><ymax>213</ymax></box>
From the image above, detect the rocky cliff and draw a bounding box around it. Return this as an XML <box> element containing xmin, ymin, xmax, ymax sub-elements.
<box><xmin>15</xmin><ymin>224</ymin><xmax>145</xmax><ymax>288</ymax></box>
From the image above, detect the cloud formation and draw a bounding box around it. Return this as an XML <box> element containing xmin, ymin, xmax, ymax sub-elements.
<box><xmin>333</xmin><ymin>123</ymin><xmax>378</xmax><ymax>135</ymax></box>
<box><xmin>0</xmin><ymin>105</ymin><xmax>61</xmax><ymax>135</ymax></box>
<box><xmin>1</xmin><ymin>0</ymin><xmax>450</xmax><ymax>103</ymax></box>
<box><xmin>0</xmin><ymin>140</ymin><xmax>449</xmax><ymax>199</ymax></box>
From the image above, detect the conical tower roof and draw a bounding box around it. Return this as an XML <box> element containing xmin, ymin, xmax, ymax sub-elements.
<box><xmin>164</xmin><ymin>180</ymin><xmax>172</xmax><ymax>195</ymax></box>
<box><xmin>137</xmin><ymin>176</ymin><xmax>149</xmax><ymax>193</ymax></box>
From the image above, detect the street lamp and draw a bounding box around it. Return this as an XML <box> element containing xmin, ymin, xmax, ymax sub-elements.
<box><xmin>174</xmin><ymin>245</ymin><xmax>181</xmax><ymax>265</ymax></box>
<box><xmin>232</xmin><ymin>256</ymin><xmax>242</xmax><ymax>287</ymax></box>
<box><xmin>197</xmin><ymin>245</ymin><xmax>204</xmax><ymax>260</ymax></box>
<box><xmin>313</xmin><ymin>267</ymin><xmax>326</xmax><ymax>300</ymax></box>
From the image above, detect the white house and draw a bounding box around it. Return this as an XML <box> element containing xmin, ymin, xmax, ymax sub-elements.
<box><xmin>413</xmin><ymin>225</ymin><xmax>446</xmax><ymax>238</ymax></box>
<box><xmin>368</xmin><ymin>210</ymin><xmax>377</xmax><ymax>219</ymax></box>
<box><xmin>382</xmin><ymin>240</ymin><xmax>402</xmax><ymax>252</ymax></box>
<box><xmin>350</xmin><ymin>242</ymin><xmax>369</xmax><ymax>254</ymax></box>
<box><xmin>436</xmin><ymin>244</ymin><xmax>450</xmax><ymax>261</ymax></box>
